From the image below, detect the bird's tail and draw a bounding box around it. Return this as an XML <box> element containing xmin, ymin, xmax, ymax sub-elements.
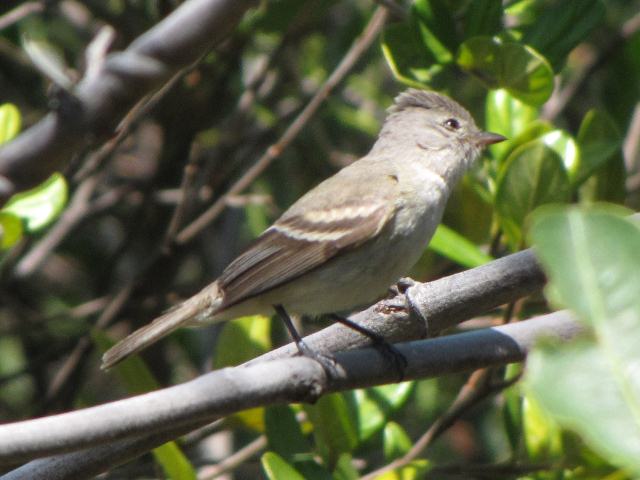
<box><xmin>101</xmin><ymin>283</ymin><xmax>222</xmax><ymax>370</ymax></box>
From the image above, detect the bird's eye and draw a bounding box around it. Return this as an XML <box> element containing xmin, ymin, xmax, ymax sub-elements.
<box><xmin>444</xmin><ymin>118</ymin><xmax>461</xmax><ymax>130</ymax></box>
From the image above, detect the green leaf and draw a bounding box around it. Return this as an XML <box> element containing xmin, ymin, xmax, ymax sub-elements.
<box><xmin>383</xmin><ymin>422</ymin><xmax>412</xmax><ymax>461</ymax></box>
<box><xmin>0</xmin><ymin>103</ymin><xmax>21</xmax><ymax>144</ymax></box>
<box><xmin>527</xmin><ymin>341</ymin><xmax>640</xmax><ymax>476</ymax></box>
<box><xmin>213</xmin><ymin>315</ymin><xmax>271</xmax><ymax>432</ymax></box>
<box><xmin>333</xmin><ymin>453</ymin><xmax>359</xmax><ymax>480</ymax></box>
<box><xmin>412</xmin><ymin>0</ymin><xmax>457</xmax><ymax>64</ymax></box>
<box><xmin>522</xmin><ymin>394</ymin><xmax>563</xmax><ymax>461</ymax></box>
<box><xmin>262</xmin><ymin>451</ymin><xmax>306</xmax><ymax>480</ymax></box>
<box><xmin>485</xmin><ymin>89</ymin><xmax>540</xmax><ymax>162</ymax></box>
<box><xmin>381</xmin><ymin>23</ymin><xmax>443</xmax><ymax>87</ymax></box>
<box><xmin>575</xmin><ymin>110</ymin><xmax>622</xmax><ymax>187</ymax></box>
<box><xmin>93</xmin><ymin>332</ymin><xmax>197</xmax><ymax>480</ymax></box>
<box><xmin>429</xmin><ymin>224</ymin><xmax>493</xmax><ymax>268</ymax></box>
<box><xmin>580</xmin><ymin>152</ymin><xmax>627</xmax><ymax>204</ymax></box>
<box><xmin>213</xmin><ymin>315</ymin><xmax>271</xmax><ymax>368</ymax></box>
<box><xmin>530</xmin><ymin>207</ymin><xmax>638</xmax><ymax>328</ymax></box>
<box><xmin>0</xmin><ymin>212</ymin><xmax>23</xmax><ymax>250</ymax></box>
<box><xmin>304</xmin><ymin>393</ymin><xmax>358</xmax><ymax>466</ymax></box>
<box><xmin>373</xmin><ymin>460</ymin><xmax>430</xmax><ymax>480</ymax></box>
<box><xmin>152</xmin><ymin>442</ymin><xmax>198</xmax><ymax>480</ymax></box>
<box><xmin>521</xmin><ymin>0</ymin><xmax>605</xmax><ymax>71</ymax></box>
<box><xmin>464</xmin><ymin>0</ymin><xmax>503</xmax><ymax>38</ymax></box>
<box><xmin>3</xmin><ymin>173</ymin><xmax>68</xmax><ymax>232</ymax></box>
<box><xmin>495</xmin><ymin>142</ymin><xmax>570</xmax><ymax>248</ymax></box>
<box><xmin>527</xmin><ymin>207</ymin><xmax>640</xmax><ymax>475</ymax></box>
<box><xmin>457</xmin><ymin>36</ymin><xmax>554</xmax><ymax>106</ymax></box>
<box><xmin>539</xmin><ymin>129</ymin><xmax>580</xmax><ymax>179</ymax></box>
<box><xmin>350</xmin><ymin>382</ymin><xmax>414</xmax><ymax>441</ymax></box>
<box><xmin>265</xmin><ymin>405</ymin><xmax>309</xmax><ymax>461</ymax></box>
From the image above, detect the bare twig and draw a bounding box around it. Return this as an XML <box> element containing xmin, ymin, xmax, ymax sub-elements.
<box><xmin>0</xmin><ymin>2</ymin><xmax>45</xmax><ymax>31</ymax></box>
<box><xmin>361</xmin><ymin>369</ymin><xmax>521</xmax><ymax>480</ymax></box>
<box><xmin>0</xmin><ymin>0</ymin><xmax>258</xmax><ymax>201</ymax></box>
<box><xmin>197</xmin><ymin>435</ymin><xmax>267</xmax><ymax>480</ymax></box>
<box><xmin>174</xmin><ymin>6</ymin><xmax>390</xmax><ymax>245</ymax></box>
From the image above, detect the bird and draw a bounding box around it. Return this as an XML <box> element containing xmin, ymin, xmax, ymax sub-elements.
<box><xmin>101</xmin><ymin>89</ymin><xmax>505</xmax><ymax>370</ymax></box>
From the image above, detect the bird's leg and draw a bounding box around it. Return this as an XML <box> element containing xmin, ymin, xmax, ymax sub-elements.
<box><xmin>273</xmin><ymin>304</ymin><xmax>339</xmax><ymax>378</ymax></box>
<box><xmin>328</xmin><ymin>314</ymin><xmax>407</xmax><ymax>381</ymax></box>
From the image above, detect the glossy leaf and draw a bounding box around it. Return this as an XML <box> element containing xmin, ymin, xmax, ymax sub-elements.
<box><xmin>428</xmin><ymin>224</ymin><xmax>493</xmax><ymax>267</ymax></box>
<box><xmin>495</xmin><ymin>142</ymin><xmax>570</xmax><ymax>248</ymax></box>
<box><xmin>262</xmin><ymin>451</ymin><xmax>306</xmax><ymax>480</ymax></box>
<box><xmin>214</xmin><ymin>315</ymin><xmax>271</xmax><ymax>432</ymax></box>
<box><xmin>0</xmin><ymin>103</ymin><xmax>21</xmax><ymax>144</ymax></box>
<box><xmin>521</xmin><ymin>0</ymin><xmax>605</xmax><ymax>71</ymax></box>
<box><xmin>350</xmin><ymin>382</ymin><xmax>414</xmax><ymax>441</ymax></box>
<box><xmin>93</xmin><ymin>332</ymin><xmax>197</xmax><ymax>480</ymax></box>
<box><xmin>527</xmin><ymin>207</ymin><xmax>640</xmax><ymax>475</ymax></box>
<box><xmin>457</xmin><ymin>36</ymin><xmax>554</xmax><ymax>106</ymax></box>
<box><xmin>464</xmin><ymin>0</ymin><xmax>503</xmax><ymax>38</ymax></box>
<box><xmin>412</xmin><ymin>0</ymin><xmax>457</xmax><ymax>64</ymax></box>
<box><xmin>485</xmin><ymin>89</ymin><xmax>540</xmax><ymax>162</ymax></box>
<box><xmin>213</xmin><ymin>315</ymin><xmax>271</xmax><ymax>368</ymax></box>
<box><xmin>381</xmin><ymin>23</ymin><xmax>442</xmax><ymax>87</ymax></box>
<box><xmin>305</xmin><ymin>393</ymin><xmax>358</xmax><ymax>465</ymax></box>
<box><xmin>575</xmin><ymin>109</ymin><xmax>622</xmax><ymax>186</ymax></box>
<box><xmin>3</xmin><ymin>173</ymin><xmax>68</xmax><ymax>232</ymax></box>
<box><xmin>383</xmin><ymin>422</ymin><xmax>412</xmax><ymax>461</ymax></box>
<box><xmin>0</xmin><ymin>212</ymin><xmax>23</xmax><ymax>250</ymax></box>
<box><xmin>527</xmin><ymin>341</ymin><xmax>640</xmax><ymax>476</ymax></box>
<box><xmin>265</xmin><ymin>404</ymin><xmax>309</xmax><ymax>461</ymax></box>
<box><xmin>539</xmin><ymin>129</ymin><xmax>580</xmax><ymax>179</ymax></box>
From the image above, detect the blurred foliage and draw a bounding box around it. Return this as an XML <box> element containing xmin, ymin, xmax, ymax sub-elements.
<box><xmin>0</xmin><ymin>0</ymin><xmax>639</xmax><ymax>478</ymax></box>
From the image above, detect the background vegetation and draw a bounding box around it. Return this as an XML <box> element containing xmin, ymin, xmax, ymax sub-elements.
<box><xmin>0</xmin><ymin>0</ymin><xmax>639</xmax><ymax>478</ymax></box>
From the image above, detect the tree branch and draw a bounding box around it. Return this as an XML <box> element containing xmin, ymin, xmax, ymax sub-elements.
<box><xmin>0</xmin><ymin>0</ymin><xmax>257</xmax><ymax>201</ymax></box>
<box><xmin>0</xmin><ymin>310</ymin><xmax>582</xmax><ymax>479</ymax></box>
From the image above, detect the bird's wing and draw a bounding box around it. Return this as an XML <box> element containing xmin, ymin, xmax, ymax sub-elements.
<box><xmin>218</xmin><ymin>168</ymin><xmax>398</xmax><ymax>309</ymax></box>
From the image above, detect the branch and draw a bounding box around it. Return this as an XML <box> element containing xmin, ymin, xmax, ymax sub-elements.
<box><xmin>0</xmin><ymin>0</ymin><xmax>258</xmax><ymax>201</ymax></box>
<box><xmin>0</xmin><ymin>311</ymin><xmax>582</xmax><ymax>479</ymax></box>
<box><xmin>0</xmin><ymin>248</ymin><xmax>546</xmax><ymax>461</ymax></box>
<box><xmin>173</xmin><ymin>5</ymin><xmax>390</xmax><ymax>245</ymax></box>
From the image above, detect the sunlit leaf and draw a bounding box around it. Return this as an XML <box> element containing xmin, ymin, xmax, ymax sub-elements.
<box><xmin>383</xmin><ymin>422</ymin><xmax>412</xmax><ymax>461</ymax></box>
<box><xmin>429</xmin><ymin>224</ymin><xmax>493</xmax><ymax>267</ymax></box>
<box><xmin>262</xmin><ymin>451</ymin><xmax>306</xmax><ymax>480</ymax></box>
<box><xmin>0</xmin><ymin>103</ymin><xmax>21</xmax><ymax>144</ymax></box>
<box><xmin>457</xmin><ymin>36</ymin><xmax>554</xmax><ymax>106</ymax></box>
<box><xmin>527</xmin><ymin>207</ymin><xmax>640</xmax><ymax>475</ymax></box>
<box><xmin>305</xmin><ymin>393</ymin><xmax>358</xmax><ymax>465</ymax></box>
<box><xmin>373</xmin><ymin>460</ymin><xmax>430</xmax><ymax>480</ymax></box>
<box><xmin>495</xmin><ymin>141</ymin><xmax>569</xmax><ymax>249</ymax></box>
<box><xmin>3</xmin><ymin>173</ymin><xmax>68</xmax><ymax>232</ymax></box>
<box><xmin>93</xmin><ymin>332</ymin><xmax>197</xmax><ymax>480</ymax></box>
<box><xmin>539</xmin><ymin>129</ymin><xmax>580</xmax><ymax>179</ymax></box>
<box><xmin>0</xmin><ymin>212</ymin><xmax>23</xmax><ymax>250</ymax></box>
<box><xmin>350</xmin><ymin>382</ymin><xmax>414</xmax><ymax>441</ymax></box>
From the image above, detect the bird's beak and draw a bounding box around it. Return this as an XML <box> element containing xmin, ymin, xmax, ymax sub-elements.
<box><xmin>474</xmin><ymin>131</ymin><xmax>507</xmax><ymax>146</ymax></box>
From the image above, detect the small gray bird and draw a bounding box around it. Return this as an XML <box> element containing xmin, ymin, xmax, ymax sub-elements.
<box><xmin>101</xmin><ymin>89</ymin><xmax>505</xmax><ymax>370</ymax></box>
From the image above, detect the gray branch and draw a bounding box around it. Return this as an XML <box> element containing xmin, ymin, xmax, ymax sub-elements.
<box><xmin>0</xmin><ymin>0</ymin><xmax>257</xmax><ymax>200</ymax></box>
<box><xmin>0</xmin><ymin>248</ymin><xmax>562</xmax><ymax>479</ymax></box>
<box><xmin>1</xmin><ymin>311</ymin><xmax>582</xmax><ymax>480</ymax></box>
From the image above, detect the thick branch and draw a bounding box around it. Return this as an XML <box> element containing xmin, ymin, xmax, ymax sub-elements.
<box><xmin>0</xmin><ymin>248</ymin><xmax>547</xmax><ymax>465</ymax></box>
<box><xmin>0</xmin><ymin>311</ymin><xmax>582</xmax><ymax>479</ymax></box>
<box><xmin>0</xmin><ymin>0</ymin><xmax>257</xmax><ymax>199</ymax></box>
